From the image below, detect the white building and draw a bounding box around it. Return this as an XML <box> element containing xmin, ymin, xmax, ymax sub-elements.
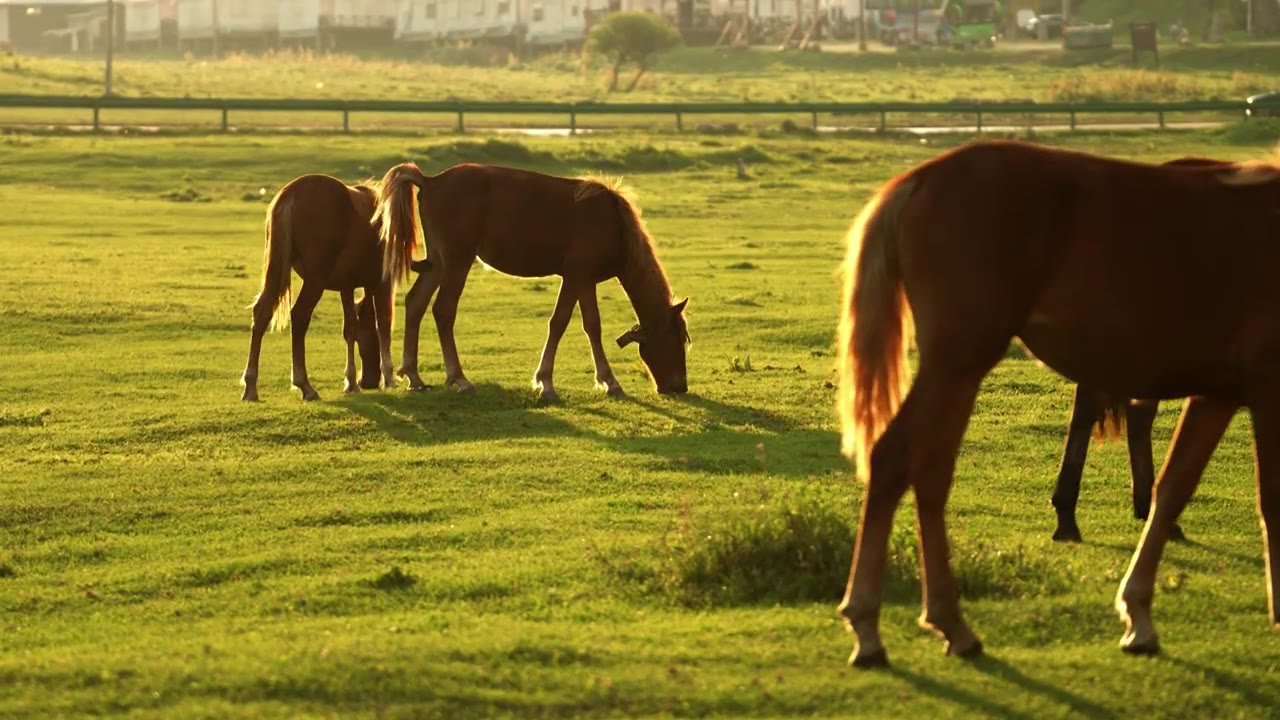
<box><xmin>396</xmin><ymin>0</ymin><xmax>612</xmax><ymax>45</ymax></box>
<box><xmin>278</xmin><ymin>0</ymin><xmax>396</xmax><ymax>45</ymax></box>
<box><xmin>125</xmin><ymin>0</ymin><xmax>177</xmax><ymax>46</ymax></box>
<box><xmin>177</xmin><ymin>0</ymin><xmax>277</xmax><ymax>43</ymax></box>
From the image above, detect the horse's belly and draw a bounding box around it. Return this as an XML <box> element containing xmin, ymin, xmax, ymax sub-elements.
<box><xmin>1017</xmin><ymin>316</ymin><xmax>1241</xmax><ymax>401</ymax></box>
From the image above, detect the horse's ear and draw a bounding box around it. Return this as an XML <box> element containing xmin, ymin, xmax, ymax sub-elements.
<box><xmin>672</xmin><ymin>297</ymin><xmax>689</xmax><ymax>315</ymax></box>
<box><xmin>616</xmin><ymin>324</ymin><xmax>644</xmax><ymax>348</ymax></box>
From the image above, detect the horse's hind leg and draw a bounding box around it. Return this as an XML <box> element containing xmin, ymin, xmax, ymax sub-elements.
<box><xmin>241</xmin><ymin>295</ymin><xmax>275</xmax><ymax>402</ymax></box>
<box><xmin>1116</xmin><ymin>396</ymin><xmax>1234</xmax><ymax>654</ymax></box>
<box><xmin>1125</xmin><ymin>399</ymin><xmax>1185</xmax><ymax>541</ymax></box>
<box><xmin>341</xmin><ymin>290</ymin><xmax>359</xmax><ymax>394</ymax></box>
<box><xmin>289</xmin><ymin>281</ymin><xmax>325</xmax><ymax>402</ymax></box>
<box><xmin>1051</xmin><ymin>384</ymin><xmax>1101</xmax><ymax>543</ymax></box>
<box><xmin>908</xmin><ymin>363</ymin><xmax>987</xmax><ymax>659</ymax></box>
<box><xmin>398</xmin><ymin>269</ymin><xmax>441</xmax><ymax>392</ymax></box>
<box><xmin>532</xmin><ymin>279</ymin><xmax>579</xmax><ymax>404</ymax></box>
<box><xmin>578</xmin><ymin>284</ymin><xmax>623</xmax><ymax>397</ymax></box>
<box><xmin>839</xmin><ymin>387</ymin><xmax>916</xmax><ymax>668</ymax></box>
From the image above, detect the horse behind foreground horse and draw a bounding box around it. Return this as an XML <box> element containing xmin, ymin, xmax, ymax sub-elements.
<box><xmin>837</xmin><ymin>140</ymin><xmax>1280</xmax><ymax>665</ymax></box>
<box><xmin>241</xmin><ymin>174</ymin><xmax>403</xmax><ymax>402</ymax></box>
<box><xmin>1048</xmin><ymin>156</ymin><xmax>1235</xmax><ymax>544</ymax></box>
<box><xmin>373</xmin><ymin>162</ymin><xmax>690</xmax><ymax>401</ymax></box>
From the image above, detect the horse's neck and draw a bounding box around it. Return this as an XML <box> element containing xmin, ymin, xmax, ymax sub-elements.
<box><xmin>619</xmin><ymin>259</ymin><xmax>672</xmax><ymax>327</ymax></box>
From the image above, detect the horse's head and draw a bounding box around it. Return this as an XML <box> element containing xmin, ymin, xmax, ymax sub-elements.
<box><xmin>355</xmin><ymin>295</ymin><xmax>382</xmax><ymax>390</ymax></box>
<box><xmin>617</xmin><ymin>298</ymin><xmax>690</xmax><ymax>395</ymax></box>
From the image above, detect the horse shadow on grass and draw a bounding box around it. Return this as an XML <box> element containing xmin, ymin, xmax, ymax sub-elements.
<box><xmin>889</xmin><ymin>654</ymin><xmax>1120</xmax><ymax>720</ymax></box>
<box><xmin>338</xmin><ymin>385</ymin><xmax>845</xmax><ymax>480</ymax></box>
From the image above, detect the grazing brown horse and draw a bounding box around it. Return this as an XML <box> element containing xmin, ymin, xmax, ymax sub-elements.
<box><xmin>372</xmin><ymin>162</ymin><xmax>690</xmax><ymax>401</ymax></box>
<box><xmin>836</xmin><ymin>139</ymin><xmax>1280</xmax><ymax>666</ymax></box>
<box><xmin>1049</xmin><ymin>157</ymin><xmax>1234</xmax><ymax>544</ymax></box>
<box><xmin>240</xmin><ymin>174</ymin><xmax>404</xmax><ymax>402</ymax></box>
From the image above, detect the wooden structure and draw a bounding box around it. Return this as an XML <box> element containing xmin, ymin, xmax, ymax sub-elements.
<box><xmin>1129</xmin><ymin>20</ymin><xmax>1157</xmax><ymax>67</ymax></box>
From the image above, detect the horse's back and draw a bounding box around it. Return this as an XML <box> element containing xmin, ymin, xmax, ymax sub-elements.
<box><xmin>421</xmin><ymin>163</ymin><xmax>625</xmax><ymax>279</ymax></box>
<box><xmin>904</xmin><ymin>140</ymin><xmax>1280</xmax><ymax>399</ymax></box>
<box><xmin>272</xmin><ymin>174</ymin><xmax>381</xmax><ymax>288</ymax></box>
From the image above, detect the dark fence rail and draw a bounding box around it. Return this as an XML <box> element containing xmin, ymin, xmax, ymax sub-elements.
<box><xmin>0</xmin><ymin>94</ymin><xmax>1273</xmax><ymax>133</ymax></box>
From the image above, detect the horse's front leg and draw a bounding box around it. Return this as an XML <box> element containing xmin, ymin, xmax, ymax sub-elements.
<box><xmin>1116</xmin><ymin>396</ymin><xmax>1233</xmax><ymax>654</ymax></box>
<box><xmin>341</xmin><ymin>289</ymin><xmax>359</xmax><ymax>394</ymax></box>
<box><xmin>372</xmin><ymin>282</ymin><xmax>397</xmax><ymax>390</ymax></box>
<box><xmin>398</xmin><ymin>270</ymin><xmax>439</xmax><ymax>391</ymax></box>
<box><xmin>532</xmin><ymin>279</ymin><xmax>579</xmax><ymax>404</ymax></box>
<box><xmin>1248</xmin><ymin>395</ymin><xmax>1280</xmax><ymax>632</ymax></box>
<box><xmin>1051</xmin><ymin>384</ymin><xmax>1100</xmax><ymax>542</ymax></box>
<box><xmin>433</xmin><ymin>261</ymin><xmax>475</xmax><ymax>393</ymax></box>
<box><xmin>578</xmin><ymin>284</ymin><xmax>623</xmax><ymax>396</ymax></box>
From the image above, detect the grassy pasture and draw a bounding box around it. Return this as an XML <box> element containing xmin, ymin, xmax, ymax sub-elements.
<box><xmin>3</xmin><ymin>124</ymin><xmax>1280</xmax><ymax>718</ymax></box>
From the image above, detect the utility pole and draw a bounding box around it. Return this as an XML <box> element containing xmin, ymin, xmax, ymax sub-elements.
<box><xmin>913</xmin><ymin>0</ymin><xmax>920</xmax><ymax>44</ymax></box>
<box><xmin>104</xmin><ymin>0</ymin><xmax>115</xmax><ymax>96</ymax></box>
<box><xmin>858</xmin><ymin>0</ymin><xmax>867</xmax><ymax>51</ymax></box>
<box><xmin>1248</xmin><ymin>0</ymin><xmax>1254</xmax><ymax>36</ymax></box>
<box><xmin>1062</xmin><ymin>0</ymin><xmax>1071</xmax><ymax>26</ymax></box>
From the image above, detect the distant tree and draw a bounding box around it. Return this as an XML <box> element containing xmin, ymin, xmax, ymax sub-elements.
<box><xmin>586</xmin><ymin>11</ymin><xmax>682</xmax><ymax>93</ymax></box>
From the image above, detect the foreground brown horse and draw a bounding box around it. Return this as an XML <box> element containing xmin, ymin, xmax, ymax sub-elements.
<box><xmin>241</xmin><ymin>174</ymin><xmax>402</xmax><ymax>402</ymax></box>
<box><xmin>837</xmin><ymin>140</ymin><xmax>1278</xmax><ymax>665</ymax></box>
<box><xmin>373</xmin><ymin>162</ymin><xmax>690</xmax><ymax>401</ymax></box>
<box><xmin>1049</xmin><ymin>157</ymin><xmax>1233</xmax><ymax>544</ymax></box>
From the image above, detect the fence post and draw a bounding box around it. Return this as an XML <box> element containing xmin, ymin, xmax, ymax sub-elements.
<box><xmin>878</xmin><ymin>111</ymin><xmax>886</xmax><ymax>133</ymax></box>
<box><xmin>1069</xmin><ymin>110</ymin><xmax>1077</xmax><ymax>130</ymax></box>
<box><xmin>675</xmin><ymin>111</ymin><xmax>682</xmax><ymax>131</ymax></box>
<box><xmin>92</xmin><ymin>106</ymin><xmax>100</xmax><ymax>131</ymax></box>
<box><xmin>1157</xmin><ymin>110</ymin><xmax>1165</xmax><ymax>129</ymax></box>
<box><xmin>811</xmin><ymin>111</ymin><xmax>818</xmax><ymax>130</ymax></box>
<box><xmin>221</xmin><ymin>107</ymin><xmax>229</xmax><ymax>132</ymax></box>
<box><xmin>569</xmin><ymin>110</ymin><xmax>576</xmax><ymax>136</ymax></box>
<box><xmin>976</xmin><ymin>110</ymin><xmax>983</xmax><ymax>132</ymax></box>
<box><xmin>342</xmin><ymin>109</ymin><xmax>350</xmax><ymax>133</ymax></box>
<box><xmin>456</xmin><ymin>108</ymin><xmax>465</xmax><ymax>133</ymax></box>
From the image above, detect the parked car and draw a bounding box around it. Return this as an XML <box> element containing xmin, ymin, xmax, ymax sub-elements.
<box><xmin>1245</xmin><ymin>91</ymin><xmax>1280</xmax><ymax>118</ymax></box>
<box><xmin>1025</xmin><ymin>13</ymin><xmax>1064</xmax><ymax>39</ymax></box>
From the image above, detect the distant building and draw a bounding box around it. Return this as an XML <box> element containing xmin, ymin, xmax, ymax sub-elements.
<box><xmin>277</xmin><ymin>0</ymin><xmax>396</xmax><ymax>50</ymax></box>
<box><xmin>125</xmin><ymin>0</ymin><xmax>178</xmax><ymax>49</ymax></box>
<box><xmin>0</xmin><ymin>0</ymin><xmax>122</xmax><ymax>54</ymax></box>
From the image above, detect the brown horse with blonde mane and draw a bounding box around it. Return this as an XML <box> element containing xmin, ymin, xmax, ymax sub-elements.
<box><xmin>836</xmin><ymin>140</ymin><xmax>1280</xmax><ymax>666</ymax></box>
<box><xmin>372</xmin><ymin>162</ymin><xmax>689</xmax><ymax>401</ymax></box>
<box><xmin>240</xmin><ymin>174</ymin><xmax>404</xmax><ymax>402</ymax></box>
<box><xmin>1048</xmin><ymin>156</ymin><xmax>1233</xmax><ymax>544</ymax></box>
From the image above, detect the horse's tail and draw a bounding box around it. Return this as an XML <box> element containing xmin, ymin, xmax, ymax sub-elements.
<box><xmin>1094</xmin><ymin>393</ymin><xmax>1129</xmax><ymax>441</ymax></box>
<box><xmin>251</xmin><ymin>192</ymin><xmax>295</xmax><ymax>332</ymax></box>
<box><xmin>838</xmin><ymin>176</ymin><xmax>918</xmax><ymax>480</ymax></box>
<box><xmin>372</xmin><ymin>162</ymin><xmax>431</xmax><ymax>287</ymax></box>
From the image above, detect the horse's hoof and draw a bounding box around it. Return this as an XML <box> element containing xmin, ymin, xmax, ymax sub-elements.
<box><xmin>299</xmin><ymin>389</ymin><xmax>320</xmax><ymax>402</ymax></box>
<box><xmin>849</xmin><ymin>647</ymin><xmax>890</xmax><ymax>669</ymax></box>
<box><xmin>945</xmin><ymin>638</ymin><xmax>984</xmax><ymax>659</ymax></box>
<box><xmin>605</xmin><ymin>385</ymin><xmax>626</xmax><ymax>398</ymax></box>
<box><xmin>451</xmin><ymin>380</ymin><xmax>476</xmax><ymax>394</ymax></box>
<box><xmin>241</xmin><ymin>391</ymin><xmax>259</xmax><ymax>402</ymax></box>
<box><xmin>1120</xmin><ymin>634</ymin><xmax>1161</xmax><ymax>656</ymax></box>
<box><xmin>537</xmin><ymin>389</ymin><xmax>561</xmax><ymax>405</ymax></box>
<box><xmin>1052</xmin><ymin>526</ymin><xmax>1083</xmax><ymax>543</ymax></box>
<box><xmin>344</xmin><ymin>383</ymin><xmax>359</xmax><ymax>394</ymax></box>
<box><xmin>1169</xmin><ymin>524</ymin><xmax>1188</xmax><ymax>543</ymax></box>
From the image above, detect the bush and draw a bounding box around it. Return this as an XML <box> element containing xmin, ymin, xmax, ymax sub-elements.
<box><xmin>585</xmin><ymin>11</ymin><xmax>681</xmax><ymax>93</ymax></box>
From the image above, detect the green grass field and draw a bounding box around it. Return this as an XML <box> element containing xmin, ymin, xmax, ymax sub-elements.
<box><xmin>3</xmin><ymin>122</ymin><xmax>1280</xmax><ymax>718</ymax></box>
